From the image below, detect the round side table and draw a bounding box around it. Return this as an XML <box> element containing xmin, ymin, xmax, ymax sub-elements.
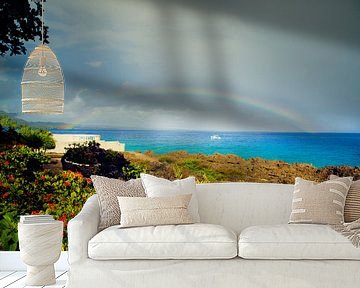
<box><xmin>18</xmin><ymin>221</ymin><xmax>63</xmax><ymax>286</ymax></box>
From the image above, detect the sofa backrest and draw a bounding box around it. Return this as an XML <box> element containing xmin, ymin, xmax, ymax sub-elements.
<box><xmin>196</xmin><ymin>182</ymin><xmax>294</xmax><ymax>233</ymax></box>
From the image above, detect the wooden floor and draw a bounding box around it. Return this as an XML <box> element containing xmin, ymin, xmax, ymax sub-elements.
<box><xmin>0</xmin><ymin>271</ymin><xmax>67</xmax><ymax>288</ymax></box>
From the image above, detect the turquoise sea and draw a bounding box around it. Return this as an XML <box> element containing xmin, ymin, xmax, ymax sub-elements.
<box><xmin>50</xmin><ymin>130</ymin><xmax>360</xmax><ymax>168</ymax></box>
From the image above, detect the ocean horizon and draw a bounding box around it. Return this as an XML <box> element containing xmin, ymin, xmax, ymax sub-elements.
<box><xmin>50</xmin><ymin>129</ymin><xmax>360</xmax><ymax>168</ymax></box>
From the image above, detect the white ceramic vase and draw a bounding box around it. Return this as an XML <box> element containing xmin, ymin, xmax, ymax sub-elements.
<box><xmin>18</xmin><ymin>221</ymin><xmax>63</xmax><ymax>286</ymax></box>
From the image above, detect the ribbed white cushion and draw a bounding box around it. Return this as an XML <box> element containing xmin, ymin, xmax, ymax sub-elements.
<box><xmin>238</xmin><ymin>224</ymin><xmax>360</xmax><ymax>260</ymax></box>
<box><xmin>89</xmin><ymin>223</ymin><xmax>237</xmax><ymax>260</ymax></box>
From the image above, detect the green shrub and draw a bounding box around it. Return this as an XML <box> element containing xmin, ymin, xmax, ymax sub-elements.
<box><xmin>0</xmin><ymin>115</ymin><xmax>55</xmax><ymax>150</ymax></box>
<box><xmin>62</xmin><ymin>141</ymin><xmax>130</xmax><ymax>179</ymax></box>
<box><xmin>0</xmin><ymin>145</ymin><xmax>50</xmax><ymax>181</ymax></box>
<box><xmin>18</xmin><ymin>126</ymin><xmax>55</xmax><ymax>150</ymax></box>
<box><xmin>0</xmin><ymin>212</ymin><xmax>18</xmax><ymax>251</ymax></box>
<box><xmin>122</xmin><ymin>163</ymin><xmax>146</xmax><ymax>180</ymax></box>
<box><xmin>172</xmin><ymin>164</ymin><xmax>183</xmax><ymax>179</ymax></box>
<box><xmin>178</xmin><ymin>158</ymin><xmax>223</xmax><ymax>182</ymax></box>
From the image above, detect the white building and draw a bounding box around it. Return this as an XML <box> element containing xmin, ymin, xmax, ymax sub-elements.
<box><xmin>49</xmin><ymin>134</ymin><xmax>125</xmax><ymax>153</ymax></box>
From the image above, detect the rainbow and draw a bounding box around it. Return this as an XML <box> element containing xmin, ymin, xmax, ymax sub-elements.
<box><xmin>60</xmin><ymin>106</ymin><xmax>103</xmax><ymax>129</ymax></box>
<box><xmin>150</xmin><ymin>86</ymin><xmax>313</xmax><ymax>131</ymax></box>
<box><xmin>63</xmin><ymin>86</ymin><xmax>314</xmax><ymax>131</ymax></box>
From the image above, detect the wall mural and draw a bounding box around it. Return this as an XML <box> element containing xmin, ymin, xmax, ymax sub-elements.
<box><xmin>0</xmin><ymin>0</ymin><xmax>359</xmax><ymax>250</ymax></box>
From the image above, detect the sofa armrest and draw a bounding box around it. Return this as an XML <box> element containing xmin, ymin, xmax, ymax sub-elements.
<box><xmin>68</xmin><ymin>194</ymin><xmax>100</xmax><ymax>264</ymax></box>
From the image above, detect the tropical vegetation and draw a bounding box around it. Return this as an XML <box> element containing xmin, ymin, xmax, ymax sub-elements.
<box><xmin>0</xmin><ymin>0</ymin><xmax>49</xmax><ymax>56</ymax></box>
<box><xmin>0</xmin><ymin>145</ymin><xmax>94</xmax><ymax>250</ymax></box>
<box><xmin>0</xmin><ymin>116</ymin><xmax>94</xmax><ymax>250</ymax></box>
<box><xmin>0</xmin><ymin>114</ymin><xmax>358</xmax><ymax>251</ymax></box>
<box><xmin>0</xmin><ymin>115</ymin><xmax>144</xmax><ymax>251</ymax></box>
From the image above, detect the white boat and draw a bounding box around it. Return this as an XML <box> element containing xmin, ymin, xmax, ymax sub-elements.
<box><xmin>210</xmin><ymin>135</ymin><xmax>221</xmax><ymax>140</ymax></box>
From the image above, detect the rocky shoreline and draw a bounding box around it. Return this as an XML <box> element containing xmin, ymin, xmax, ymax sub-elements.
<box><xmin>124</xmin><ymin>151</ymin><xmax>360</xmax><ymax>184</ymax></box>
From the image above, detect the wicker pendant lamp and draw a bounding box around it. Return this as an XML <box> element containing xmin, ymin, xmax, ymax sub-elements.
<box><xmin>21</xmin><ymin>0</ymin><xmax>64</xmax><ymax>113</ymax></box>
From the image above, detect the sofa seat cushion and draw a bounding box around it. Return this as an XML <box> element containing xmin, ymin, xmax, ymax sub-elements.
<box><xmin>238</xmin><ymin>224</ymin><xmax>360</xmax><ymax>260</ymax></box>
<box><xmin>89</xmin><ymin>223</ymin><xmax>237</xmax><ymax>260</ymax></box>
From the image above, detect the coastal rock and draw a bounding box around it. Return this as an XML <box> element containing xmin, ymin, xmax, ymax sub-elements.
<box><xmin>124</xmin><ymin>151</ymin><xmax>359</xmax><ymax>184</ymax></box>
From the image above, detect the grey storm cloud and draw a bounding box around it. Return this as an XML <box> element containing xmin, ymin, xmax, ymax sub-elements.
<box><xmin>0</xmin><ymin>0</ymin><xmax>360</xmax><ymax>131</ymax></box>
<box><xmin>153</xmin><ymin>0</ymin><xmax>360</xmax><ymax>49</ymax></box>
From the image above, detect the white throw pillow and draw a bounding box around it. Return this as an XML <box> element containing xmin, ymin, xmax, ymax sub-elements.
<box><xmin>140</xmin><ymin>173</ymin><xmax>200</xmax><ymax>222</ymax></box>
<box><xmin>117</xmin><ymin>194</ymin><xmax>193</xmax><ymax>228</ymax></box>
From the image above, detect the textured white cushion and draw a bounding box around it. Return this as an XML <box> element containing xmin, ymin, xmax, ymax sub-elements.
<box><xmin>289</xmin><ymin>177</ymin><xmax>352</xmax><ymax>225</ymax></box>
<box><xmin>140</xmin><ymin>173</ymin><xmax>200</xmax><ymax>222</ymax></box>
<box><xmin>91</xmin><ymin>176</ymin><xmax>145</xmax><ymax>230</ymax></box>
<box><xmin>238</xmin><ymin>224</ymin><xmax>360</xmax><ymax>260</ymax></box>
<box><xmin>118</xmin><ymin>194</ymin><xmax>193</xmax><ymax>227</ymax></box>
<box><xmin>88</xmin><ymin>223</ymin><xmax>237</xmax><ymax>259</ymax></box>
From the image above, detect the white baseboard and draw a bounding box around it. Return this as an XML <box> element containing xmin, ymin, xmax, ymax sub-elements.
<box><xmin>0</xmin><ymin>251</ymin><xmax>69</xmax><ymax>271</ymax></box>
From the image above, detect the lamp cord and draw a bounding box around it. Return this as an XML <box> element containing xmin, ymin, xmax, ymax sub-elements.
<box><xmin>41</xmin><ymin>0</ymin><xmax>44</xmax><ymax>45</ymax></box>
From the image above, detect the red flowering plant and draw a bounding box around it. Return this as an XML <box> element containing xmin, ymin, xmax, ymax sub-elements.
<box><xmin>0</xmin><ymin>146</ymin><xmax>95</xmax><ymax>250</ymax></box>
<box><xmin>39</xmin><ymin>170</ymin><xmax>95</xmax><ymax>249</ymax></box>
<box><xmin>0</xmin><ymin>146</ymin><xmax>50</xmax><ymax>250</ymax></box>
<box><xmin>0</xmin><ymin>145</ymin><xmax>50</xmax><ymax>180</ymax></box>
<box><xmin>0</xmin><ymin>146</ymin><xmax>50</xmax><ymax>216</ymax></box>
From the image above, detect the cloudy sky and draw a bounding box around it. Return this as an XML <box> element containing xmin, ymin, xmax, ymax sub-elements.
<box><xmin>0</xmin><ymin>0</ymin><xmax>360</xmax><ymax>131</ymax></box>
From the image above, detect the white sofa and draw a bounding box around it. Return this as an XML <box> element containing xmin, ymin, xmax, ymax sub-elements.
<box><xmin>66</xmin><ymin>182</ymin><xmax>360</xmax><ymax>288</ymax></box>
